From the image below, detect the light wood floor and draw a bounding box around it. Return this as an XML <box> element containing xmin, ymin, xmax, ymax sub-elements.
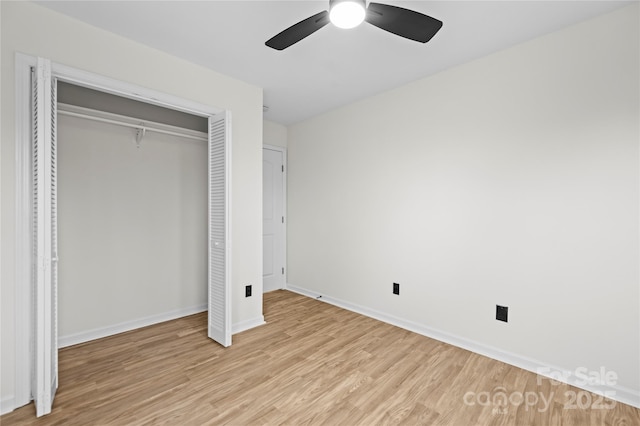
<box><xmin>2</xmin><ymin>290</ymin><xmax>639</xmax><ymax>425</ymax></box>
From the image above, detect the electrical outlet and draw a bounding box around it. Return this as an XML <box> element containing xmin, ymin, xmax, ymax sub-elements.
<box><xmin>245</xmin><ymin>285</ymin><xmax>252</xmax><ymax>297</ymax></box>
<box><xmin>393</xmin><ymin>283</ymin><xmax>400</xmax><ymax>295</ymax></box>
<box><xmin>496</xmin><ymin>305</ymin><xmax>508</xmax><ymax>322</ymax></box>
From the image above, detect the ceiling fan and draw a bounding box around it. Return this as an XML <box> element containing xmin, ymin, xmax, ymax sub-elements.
<box><xmin>265</xmin><ymin>0</ymin><xmax>443</xmax><ymax>51</ymax></box>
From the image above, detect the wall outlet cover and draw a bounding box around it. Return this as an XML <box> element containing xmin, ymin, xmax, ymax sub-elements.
<box><xmin>393</xmin><ymin>283</ymin><xmax>400</xmax><ymax>295</ymax></box>
<box><xmin>245</xmin><ymin>285</ymin><xmax>252</xmax><ymax>297</ymax></box>
<box><xmin>496</xmin><ymin>305</ymin><xmax>508</xmax><ymax>322</ymax></box>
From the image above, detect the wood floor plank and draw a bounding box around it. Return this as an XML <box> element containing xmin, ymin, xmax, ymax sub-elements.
<box><xmin>2</xmin><ymin>290</ymin><xmax>638</xmax><ymax>425</ymax></box>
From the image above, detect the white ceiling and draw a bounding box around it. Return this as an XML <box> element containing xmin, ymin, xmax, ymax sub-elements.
<box><xmin>38</xmin><ymin>1</ymin><xmax>632</xmax><ymax>125</ymax></box>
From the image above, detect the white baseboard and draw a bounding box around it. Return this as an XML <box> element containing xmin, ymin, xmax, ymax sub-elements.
<box><xmin>1</xmin><ymin>395</ymin><xmax>15</xmax><ymax>416</ymax></box>
<box><xmin>285</xmin><ymin>283</ymin><xmax>640</xmax><ymax>409</ymax></box>
<box><xmin>232</xmin><ymin>316</ymin><xmax>266</xmax><ymax>334</ymax></box>
<box><xmin>59</xmin><ymin>307</ymin><xmax>266</xmax><ymax>348</ymax></box>
<box><xmin>58</xmin><ymin>305</ymin><xmax>207</xmax><ymax>348</ymax></box>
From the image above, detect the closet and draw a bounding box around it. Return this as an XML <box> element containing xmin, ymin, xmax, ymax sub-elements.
<box><xmin>23</xmin><ymin>57</ymin><xmax>231</xmax><ymax>416</ymax></box>
<box><xmin>56</xmin><ymin>82</ymin><xmax>210</xmax><ymax>346</ymax></box>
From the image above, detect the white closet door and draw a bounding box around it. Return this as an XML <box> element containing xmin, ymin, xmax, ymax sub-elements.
<box><xmin>33</xmin><ymin>57</ymin><xmax>58</xmax><ymax>417</ymax></box>
<box><xmin>262</xmin><ymin>148</ymin><xmax>285</xmax><ymax>292</ymax></box>
<box><xmin>208</xmin><ymin>111</ymin><xmax>232</xmax><ymax>347</ymax></box>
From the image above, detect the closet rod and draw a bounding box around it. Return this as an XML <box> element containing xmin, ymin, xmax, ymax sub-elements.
<box><xmin>57</xmin><ymin>109</ymin><xmax>208</xmax><ymax>142</ymax></box>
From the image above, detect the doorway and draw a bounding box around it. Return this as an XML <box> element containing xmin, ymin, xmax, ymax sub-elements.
<box><xmin>262</xmin><ymin>146</ymin><xmax>286</xmax><ymax>292</ymax></box>
<box><xmin>15</xmin><ymin>55</ymin><xmax>232</xmax><ymax>416</ymax></box>
<box><xmin>56</xmin><ymin>82</ymin><xmax>209</xmax><ymax>347</ymax></box>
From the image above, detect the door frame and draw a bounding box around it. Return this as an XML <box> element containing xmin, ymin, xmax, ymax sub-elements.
<box><xmin>13</xmin><ymin>52</ymin><xmax>231</xmax><ymax>410</ymax></box>
<box><xmin>263</xmin><ymin>144</ymin><xmax>287</xmax><ymax>290</ymax></box>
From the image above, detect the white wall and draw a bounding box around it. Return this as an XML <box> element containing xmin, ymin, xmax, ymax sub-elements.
<box><xmin>263</xmin><ymin>119</ymin><xmax>288</xmax><ymax>148</ymax></box>
<box><xmin>57</xmin><ymin>115</ymin><xmax>208</xmax><ymax>342</ymax></box>
<box><xmin>288</xmin><ymin>4</ymin><xmax>639</xmax><ymax>403</ymax></box>
<box><xmin>1</xmin><ymin>1</ymin><xmax>263</xmax><ymax>410</ymax></box>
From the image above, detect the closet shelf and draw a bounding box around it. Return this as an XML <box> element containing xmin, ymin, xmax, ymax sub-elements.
<box><xmin>57</xmin><ymin>103</ymin><xmax>208</xmax><ymax>142</ymax></box>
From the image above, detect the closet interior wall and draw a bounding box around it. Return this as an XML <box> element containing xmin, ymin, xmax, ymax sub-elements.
<box><xmin>57</xmin><ymin>82</ymin><xmax>210</xmax><ymax>346</ymax></box>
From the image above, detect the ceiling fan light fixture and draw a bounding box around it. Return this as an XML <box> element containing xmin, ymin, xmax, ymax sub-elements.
<box><xmin>329</xmin><ymin>0</ymin><xmax>366</xmax><ymax>29</ymax></box>
<box><xmin>265</xmin><ymin>0</ymin><xmax>442</xmax><ymax>51</ymax></box>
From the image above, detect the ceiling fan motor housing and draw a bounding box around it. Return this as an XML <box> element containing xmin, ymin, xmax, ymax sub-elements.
<box><xmin>329</xmin><ymin>0</ymin><xmax>366</xmax><ymax>8</ymax></box>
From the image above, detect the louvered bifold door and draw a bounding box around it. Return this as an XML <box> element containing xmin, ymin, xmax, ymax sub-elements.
<box><xmin>208</xmin><ymin>111</ymin><xmax>232</xmax><ymax>347</ymax></box>
<box><xmin>33</xmin><ymin>57</ymin><xmax>58</xmax><ymax>417</ymax></box>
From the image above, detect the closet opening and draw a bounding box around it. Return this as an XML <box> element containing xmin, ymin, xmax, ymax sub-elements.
<box><xmin>15</xmin><ymin>55</ymin><xmax>232</xmax><ymax>416</ymax></box>
<box><xmin>56</xmin><ymin>82</ymin><xmax>210</xmax><ymax>348</ymax></box>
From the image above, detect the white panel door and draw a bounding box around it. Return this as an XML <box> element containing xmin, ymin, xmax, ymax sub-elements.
<box><xmin>208</xmin><ymin>111</ymin><xmax>232</xmax><ymax>347</ymax></box>
<box><xmin>33</xmin><ymin>57</ymin><xmax>58</xmax><ymax>417</ymax></box>
<box><xmin>263</xmin><ymin>148</ymin><xmax>284</xmax><ymax>292</ymax></box>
